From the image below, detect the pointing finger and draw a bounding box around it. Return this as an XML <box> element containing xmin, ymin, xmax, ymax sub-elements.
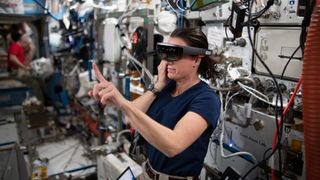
<box><xmin>93</xmin><ymin>63</ymin><xmax>107</xmax><ymax>83</ymax></box>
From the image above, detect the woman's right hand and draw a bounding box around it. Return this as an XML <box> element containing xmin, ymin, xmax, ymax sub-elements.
<box><xmin>154</xmin><ymin>60</ymin><xmax>169</xmax><ymax>90</ymax></box>
<box><xmin>88</xmin><ymin>63</ymin><xmax>127</xmax><ymax>108</ymax></box>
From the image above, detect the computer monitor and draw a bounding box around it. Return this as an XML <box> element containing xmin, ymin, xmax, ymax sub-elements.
<box><xmin>117</xmin><ymin>167</ymin><xmax>135</xmax><ymax>180</ymax></box>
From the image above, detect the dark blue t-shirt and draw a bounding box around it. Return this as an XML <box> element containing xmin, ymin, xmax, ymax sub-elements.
<box><xmin>146</xmin><ymin>80</ymin><xmax>221</xmax><ymax>176</ymax></box>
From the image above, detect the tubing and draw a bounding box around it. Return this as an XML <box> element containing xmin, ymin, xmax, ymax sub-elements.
<box><xmin>302</xmin><ymin>2</ymin><xmax>320</xmax><ymax>180</ymax></box>
<box><xmin>271</xmin><ymin>77</ymin><xmax>302</xmax><ymax>180</ymax></box>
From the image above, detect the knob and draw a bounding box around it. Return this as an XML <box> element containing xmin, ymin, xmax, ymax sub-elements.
<box><xmin>273</xmin><ymin>11</ymin><xmax>281</xmax><ymax>19</ymax></box>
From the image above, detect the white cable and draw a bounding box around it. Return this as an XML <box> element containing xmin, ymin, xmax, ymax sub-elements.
<box><xmin>118</xmin><ymin>0</ymin><xmax>141</xmax><ymax>23</ymax></box>
<box><xmin>219</xmin><ymin>118</ymin><xmax>258</xmax><ymax>163</ymax></box>
<box><xmin>216</xmin><ymin>79</ymin><xmax>224</xmax><ymax>121</ymax></box>
<box><xmin>224</xmin><ymin>92</ymin><xmax>240</xmax><ymax>111</ymax></box>
<box><xmin>224</xmin><ymin>91</ymin><xmax>231</xmax><ymax>110</ymax></box>
<box><xmin>165</xmin><ymin>0</ymin><xmax>186</xmax><ymax>16</ymax></box>
<box><xmin>176</xmin><ymin>0</ymin><xmax>186</xmax><ymax>12</ymax></box>
<box><xmin>123</xmin><ymin>49</ymin><xmax>154</xmax><ymax>84</ymax></box>
<box><xmin>219</xmin><ymin>93</ymin><xmax>258</xmax><ymax>163</ymax></box>
<box><xmin>227</xmin><ymin>64</ymin><xmax>251</xmax><ymax>80</ymax></box>
<box><xmin>213</xmin><ymin>79</ymin><xmax>224</xmax><ymax>142</ymax></box>
<box><xmin>226</xmin><ymin>64</ymin><xmax>272</xmax><ymax>104</ymax></box>
<box><xmin>218</xmin><ymin>88</ymin><xmax>258</xmax><ymax>163</ymax></box>
<box><xmin>215</xmin><ymin>79</ymin><xmax>258</xmax><ymax>163</ymax></box>
<box><xmin>238</xmin><ymin>81</ymin><xmax>272</xmax><ymax>105</ymax></box>
<box><xmin>69</xmin><ymin>63</ymin><xmax>79</xmax><ymax>76</ymax></box>
<box><xmin>116</xmin><ymin>129</ymin><xmax>131</xmax><ymax>145</ymax></box>
<box><xmin>212</xmin><ymin>65</ymin><xmax>258</xmax><ymax>163</ymax></box>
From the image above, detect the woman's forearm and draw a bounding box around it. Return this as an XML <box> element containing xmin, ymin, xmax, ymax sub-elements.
<box><xmin>122</xmin><ymin>100</ymin><xmax>179</xmax><ymax>157</ymax></box>
<box><xmin>131</xmin><ymin>91</ymin><xmax>157</xmax><ymax>112</ymax></box>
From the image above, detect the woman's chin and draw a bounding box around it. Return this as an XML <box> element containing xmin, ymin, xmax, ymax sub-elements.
<box><xmin>167</xmin><ymin>73</ymin><xmax>175</xmax><ymax>79</ymax></box>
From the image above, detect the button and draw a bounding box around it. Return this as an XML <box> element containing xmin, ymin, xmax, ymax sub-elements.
<box><xmin>289</xmin><ymin>0</ymin><xmax>295</xmax><ymax>5</ymax></box>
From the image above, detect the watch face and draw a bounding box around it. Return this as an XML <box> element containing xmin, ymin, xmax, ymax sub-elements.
<box><xmin>147</xmin><ymin>84</ymin><xmax>154</xmax><ymax>91</ymax></box>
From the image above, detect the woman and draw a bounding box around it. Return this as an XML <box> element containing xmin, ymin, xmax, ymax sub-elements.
<box><xmin>90</xmin><ymin>28</ymin><xmax>220</xmax><ymax>179</ymax></box>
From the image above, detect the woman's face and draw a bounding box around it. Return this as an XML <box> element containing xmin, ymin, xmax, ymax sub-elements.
<box><xmin>165</xmin><ymin>37</ymin><xmax>198</xmax><ymax>80</ymax></box>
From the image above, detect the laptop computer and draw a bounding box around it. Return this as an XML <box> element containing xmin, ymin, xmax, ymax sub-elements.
<box><xmin>117</xmin><ymin>167</ymin><xmax>135</xmax><ymax>180</ymax></box>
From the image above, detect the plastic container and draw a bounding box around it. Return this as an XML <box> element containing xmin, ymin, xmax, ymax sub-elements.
<box><xmin>0</xmin><ymin>87</ymin><xmax>31</xmax><ymax>107</ymax></box>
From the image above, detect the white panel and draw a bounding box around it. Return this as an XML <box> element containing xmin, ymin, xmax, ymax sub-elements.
<box><xmin>254</xmin><ymin>27</ymin><xmax>302</xmax><ymax>79</ymax></box>
<box><xmin>205</xmin><ymin>24</ymin><xmax>253</xmax><ymax>71</ymax></box>
<box><xmin>224</xmin><ymin>104</ymin><xmax>276</xmax><ymax>160</ymax></box>
<box><xmin>224</xmin><ymin>27</ymin><xmax>254</xmax><ymax>71</ymax></box>
<box><xmin>256</xmin><ymin>0</ymin><xmax>303</xmax><ymax>25</ymax></box>
<box><xmin>206</xmin><ymin>23</ymin><xmax>225</xmax><ymax>48</ymax></box>
<box><xmin>200</xmin><ymin>2</ymin><xmax>232</xmax><ymax>22</ymax></box>
<box><xmin>98</xmin><ymin>152</ymin><xmax>142</xmax><ymax>180</ymax></box>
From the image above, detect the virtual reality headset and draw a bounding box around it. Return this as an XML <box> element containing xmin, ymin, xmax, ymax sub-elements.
<box><xmin>156</xmin><ymin>43</ymin><xmax>212</xmax><ymax>61</ymax></box>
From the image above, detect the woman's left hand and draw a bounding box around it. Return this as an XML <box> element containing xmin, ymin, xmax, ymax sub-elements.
<box><xmin>88</xmin><ymin>63</ymin><xmax>126</xmax><ymax>107</ymax></box>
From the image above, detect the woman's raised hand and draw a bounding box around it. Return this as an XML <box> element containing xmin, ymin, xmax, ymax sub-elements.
<box><xmin>155</xmin><ymin>60</ymin><xmax>169</xmax><ymax>90</ymax></box>
<box><xmin>88</xmin><ymin>63</ymin><xmax>126</xmax><ymax>107</ymax></box>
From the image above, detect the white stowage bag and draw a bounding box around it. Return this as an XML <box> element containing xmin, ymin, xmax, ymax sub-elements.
<box><xmin>31</xmin><ymin>57</ymin><xmax>54</xmax><ymax>79</ymax></box>
<box><xmin>157</xmin><ymin>11</ymin><xmax>177</xmax><ymax>34</ymax></box>
<box><xmin>103</xmin><ymin>18</ymin><xmax>121</xmax><ymax>63</ymax></box>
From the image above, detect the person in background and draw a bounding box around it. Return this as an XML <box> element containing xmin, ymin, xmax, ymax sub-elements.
<box><xmin>7</xmin><ymin>30</ymin><xmax>31</xmax><ymax>72</ymax></box>
<box><xmin>7</xmin><ymin>22</ymin><xmax>35</xmax><ymax>66</ymax></box>
<box><xmin>89</xmin><ymin>28</ymin><xmax>221</xmax><ymax>179</ymax></box>
<box><xmin>7</xmin><ymin>25</ymin><xmax>44</xmax><ymax>103</ymax></box>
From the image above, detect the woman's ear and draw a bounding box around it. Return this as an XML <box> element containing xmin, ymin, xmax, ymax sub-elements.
<box><xmin>195</xmin><ymin>56</ymin><xmax>203</xmax><ymax>65</ymax></box>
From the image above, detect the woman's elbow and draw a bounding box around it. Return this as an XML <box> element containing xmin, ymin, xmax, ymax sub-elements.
<box><xmin>163</xmin><ymin>144</ymin><xmax>185</xmax><ymax>158</ymax></box>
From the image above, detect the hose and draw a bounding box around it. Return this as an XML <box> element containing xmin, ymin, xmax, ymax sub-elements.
<box><xmin>302</xmin><ymin>2</ymin><xmax>320</xmax><ymax>179</ymax></box>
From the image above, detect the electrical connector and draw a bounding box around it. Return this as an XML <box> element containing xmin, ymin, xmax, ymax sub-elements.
<box><xmin>244</xmin><ymin>103</ymin><xmax>252</xmax><ymax>119</ymax></box>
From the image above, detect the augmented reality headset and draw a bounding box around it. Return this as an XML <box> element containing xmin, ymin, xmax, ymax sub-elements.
<box><xmin>156</xmin><ymin>43</ymin><xmax>212</xmax><ymax>61</ymax></box>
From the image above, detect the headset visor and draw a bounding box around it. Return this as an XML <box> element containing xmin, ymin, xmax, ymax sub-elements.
<box><xmin>156</xmin><ymin>43</ymin><xmax>212</xmax><ymax>61</ymax></box>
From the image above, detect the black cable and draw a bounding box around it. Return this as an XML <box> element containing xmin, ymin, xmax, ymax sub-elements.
<box><xmin>243</xmin><ymin>0</ymin><xmax>274</xmax><ymax>25</ymax></box>
<box><xmin>263</xmin><ymin>148</ymin><xmax>272</xmax><ymax>159</ymax></box>
<box><xmin>245</xmin><ymin>0</ymin><xmax>283</xmax><ymax>150</ymax></box>
<box><xmin>242</xmin><ymin>144</ymin><xmax>281</xmax><ymax>179</ymax></box>
<box><xmin>242</xmin><ymin>0</ymin><xmax>284</xmax><ymax>178</ymax></box>
<box><xmin>262</xmin><ymin>148</ymin><xmax>272</xmax><ymax>180</ymax></box>
<box><xmin>280</xmin><ymin>44</ymin><xmax>302</xmax><ymax>79</ymax></box>
<box><xmin>300</xmin><ymin>0</ymin><xmax>316</xmax><ymax>53</ymax></box>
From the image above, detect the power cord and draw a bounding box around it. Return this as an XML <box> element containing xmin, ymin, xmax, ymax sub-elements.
<box><xmin>243</xmin><ymin>0</ymin><xmax>275</xmax><ymax>24</ymax></box>
<box><xmin>242</xmin><ymin>0</ymin><xmax>284</xmax><ymax>178</ymax></box>
<box><xmin>280</xmin><ymin>44</ymin><xmax>302</xmax><ymax>79</ymax></box>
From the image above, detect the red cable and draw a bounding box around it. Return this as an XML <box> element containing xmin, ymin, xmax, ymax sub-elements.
<box><xmin>271</xmin><ymin>77</ymin><xmax>302</xmax><ymax>180</ymax></box>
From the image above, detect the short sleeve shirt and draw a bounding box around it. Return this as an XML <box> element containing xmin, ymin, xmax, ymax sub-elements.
<box><xmin>7</xmin><ymin>42</ymin><xmax>25</xmax><ymax>70</ymax></box>
<box><xmin>146</xmin><ymin>80</ymin><xmax>221</xmax><ymax>176</ymax></box>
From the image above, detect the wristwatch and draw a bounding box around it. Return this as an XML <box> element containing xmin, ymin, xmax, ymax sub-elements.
<box><xmin>147</xmin><ymin>84</ymin><xmax>161</xmax><ymax>96</ymax></box>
